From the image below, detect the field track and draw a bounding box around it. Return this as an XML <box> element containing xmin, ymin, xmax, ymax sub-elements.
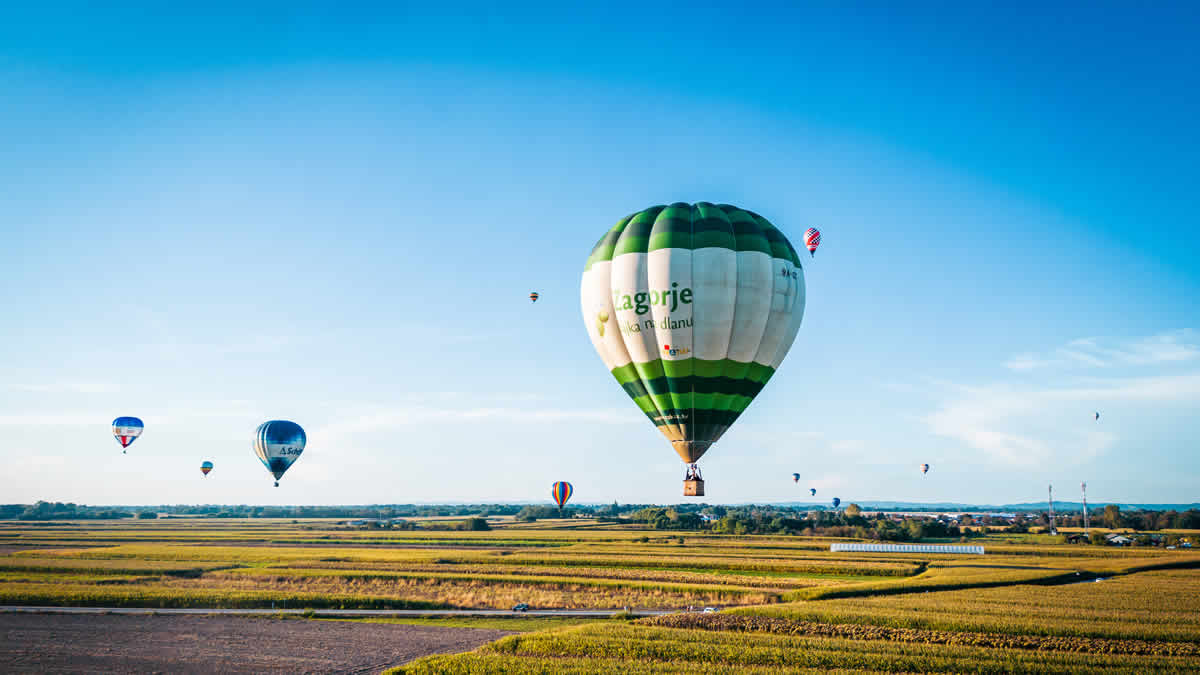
<box><xmin>0</xmin><ymin>613</ymin><xmax>512</xmax><ymax>674</ymax></box>
<box><xmin>0</xmin><ymin>605</ymin><xmax>668</xmax><ymax>617</ymax></box>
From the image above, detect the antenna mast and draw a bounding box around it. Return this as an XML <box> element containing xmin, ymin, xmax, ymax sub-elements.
<box><xmin>1081</xmin><ymin>481</ymin><xmax>1089</xmax><ymax>535</ymax></box>
<box><xmin>1048</xmin><ymin>484</ymin><xmax>1057</xmax><ymax>535</ymax></box>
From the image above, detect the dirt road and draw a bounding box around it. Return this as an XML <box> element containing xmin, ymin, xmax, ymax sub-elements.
<box><xmin>0</xmin><ymin>613</ymin><xmax>511</xmax><ymax>674</ymax></box>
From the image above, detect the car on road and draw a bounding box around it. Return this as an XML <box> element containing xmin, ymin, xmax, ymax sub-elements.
<box><xmin>702</xmin><ymin>607</ymin><xmax>718</xmax><ymax>613</ymax></box>
<box><xmin>512</xmin><ymin>603</ymin><xmax>530</xmax><ymax>612</ymax></box>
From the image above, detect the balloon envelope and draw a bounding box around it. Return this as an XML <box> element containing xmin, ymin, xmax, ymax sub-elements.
<box><xmin>832</xmin><ymin>497</ymin><xmax>841</xmax><ymax>508</ymax></box>
<box><xmin>922</xmin><ymin>463</ymin><xmax>930</xmax><ymax>474</ymax></box>
<box><xmin>809</xmin><ymin>488</ymin><xmax>817</xmax><ymax>496</ymax></box>
<box><xmin>581</xmin><ymin>203</ymin><xmax>805</xmax><ymax>468</ymax></box>
<box><xmin>792</xmin><ymin>472</ymin><xmax>800</xmax><ymax>483</ymax></box>
<box><xmin>200</xmin><ymin>461</ymin><xmax>213</xmax><ymax>476</ymax></box>
<box><xmin>253</xmin><ymin>421</ymin><xmax>306</xmax><ymax>483</ymax></box>
<box><xmin>530</xmin><ymin>292</ymin><xmax>539</xmax><ymax>303</ymax></box>
<box><xmin>551</xmin><ymin>481</ymin><xmax>573</xmax><ymax>509</ymax></box>
<box><xmin>803</xmin><ymin>228</ymin><xmax>821</xmax><ymax>256</ymax></box>
<box><xmin>112</xmin><ymin>417</ymin><xmax>144</xmax><ymax>449</ymax></box>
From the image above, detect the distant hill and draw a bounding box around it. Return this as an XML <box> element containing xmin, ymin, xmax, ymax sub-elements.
<box><xmin>768</xmin><ymin>501</ymin><xmax>1200</xmax><ymax>512</ymax></box>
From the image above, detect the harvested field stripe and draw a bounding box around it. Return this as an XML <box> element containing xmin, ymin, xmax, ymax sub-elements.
<box><xmin>639</xmin><ymin>612</ymin><xmax>1200</xmax><ymax>657</ymax></box>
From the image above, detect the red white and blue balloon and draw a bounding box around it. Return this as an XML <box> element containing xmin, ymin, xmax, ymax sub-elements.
<box><xmin>803</xmin><ymin>228</ymin><xmax>821</xmax><ymax>256</ymax></box>
<box><xmin>112</xmin><ymin>416</ymin><xmax>143</xmax><ymax>454</ymax></box>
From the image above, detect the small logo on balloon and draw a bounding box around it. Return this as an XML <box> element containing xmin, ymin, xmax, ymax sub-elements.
<box><xmin>596</xmin><ymin>310</ymin><xmax>610</xmax><ymax>337</ymax></box>
<box><xmin>663</xmin><ymin>344</ymin><xmax>690</xmax><ymax>356</ymax></box>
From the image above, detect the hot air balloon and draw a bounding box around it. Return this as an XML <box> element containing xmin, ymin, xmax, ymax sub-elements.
<box><xmin>922</xmin><ymin>463</ymin><xmax>930</xmax><ymax>475</ymax></box>
<box><xmin>551</xmin><ymin>481</ymin><xmax>573</xmax><ymax>511</ymax></box>
<box><xmin>792</xmin><ymin>473</ymin><xmax>800</xmax><ymax>483</ymax></box>
<box><xmin>200</xmin><ymin>461</ymin><xmax>213</xmax><ymax>477</ymax></box>
<box><xmin>1095</xmin><ymin>411</ymin><xmax>1100</xmax><ymax>421</ymax></box>
<box><xmin>112</xmin><ymin>417</ymin><xmax>144</xmax><ymax>454</ymax></box>
<box><xmin>802</xmin><ymin>228</ymin><xmax>820</xmax><ymax>257</ymax></box>
<box><xmin>530</xmin><ymin>292</ymin><xmax>539</xmax><ymax>303</ymax></box>
<box><xmin>809</xmin><ymin>488</ymin><xmax>817</xmax><ymax>496</ymax></box>
<box><xmin>832</xmin><ymin>497</ymin><xmax>841</xmax><ymax>509</ymax></box>
<box><xmin>253</xmin><ymin>420</ymin><xmax>305</xmax><ymax>487</ymax></box>
<box><xmin>581</xmin><ymin>203</ymin><xmax>805</xmax><ymax>496</ymax></box>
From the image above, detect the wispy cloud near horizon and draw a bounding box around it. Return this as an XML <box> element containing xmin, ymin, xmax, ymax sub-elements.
<box><xmin>1005</xmin><ymin>330</ymin><xmax>1199</xmax><ymax>371</ymax></box>
<box><xmin>923</xmin><ymin>369</ymin><xmax>1200</xmax><ymax>467</ymax></box>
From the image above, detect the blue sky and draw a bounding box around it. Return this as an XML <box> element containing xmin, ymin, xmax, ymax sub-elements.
<box><xmin>3</xmin><ymin>3</ymin><xmax>1198</xmax><ymax>506</ymax></box>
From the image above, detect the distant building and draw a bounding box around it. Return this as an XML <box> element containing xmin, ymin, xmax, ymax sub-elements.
<box><xmin>1105</xmin><ymin>534</ymin><xmax>1133</xmax><ymax>546</ymax></box>
<box><xmin>831</xmin><ymin>543</ymin><xmax>984</xmax><ymax>555</ymax></box>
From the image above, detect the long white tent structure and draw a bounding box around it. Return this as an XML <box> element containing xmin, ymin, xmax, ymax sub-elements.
<box><xmin>830</xmin><ymin>543</ymin><xmax>985</xmax><ymax>555</ymax></box>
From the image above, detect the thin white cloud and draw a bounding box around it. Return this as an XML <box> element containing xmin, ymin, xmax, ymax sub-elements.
<box><xmin>1018</xmin><ymin>331</ymin><xmax>1200</xmax><ymax>370</ymax></box>
<box><xmin>923</xmin><ymin>372</ymin><xmax>1200</xmax><ymax>466</ymax></box>
<box><xmin>12</xmin><ymin>382</ymin><xmax>121</xmax><ymax>394</ymax></box>
<box><xmin>0</xmin><ymin>413</ymin><xmax>102</xmax><ymax>426</ymax></box>
<box><xmin>313</xmin><ymin>405</ymin><xmax>636</xmax><ymax>438</ymax></box>
<box><xmin>1005</xmin><ymin>330</ymin><xmax>1199</xmax><ymax>371</ymax></box>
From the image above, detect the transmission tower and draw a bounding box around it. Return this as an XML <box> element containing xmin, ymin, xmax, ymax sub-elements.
<box><xmin>1047</xmin><ymin>484</ymin><xmax>1057</xmax><ymax>535</ymax></box>
<box><xmin>1081</xmin><ymin>481</ymin><xmax>1089</xmax><ymax>535</ymax></box>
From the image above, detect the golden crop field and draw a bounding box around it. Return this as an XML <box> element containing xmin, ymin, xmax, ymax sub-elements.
<box><xmin>3</xmin><ymin>518</ymin><xmax>1199</xmax><ymax>673</ymax></box>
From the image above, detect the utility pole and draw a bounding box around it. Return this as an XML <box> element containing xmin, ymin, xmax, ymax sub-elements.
<box><xmin>1048</xmin><ymin>484</ymin><xmax>1057</xmax><ymax>535</ymax></box>
<box><xmin>1081</xmin><ymin>482</ymin><xmax>1089</xmax><ymax>535</ymax></box>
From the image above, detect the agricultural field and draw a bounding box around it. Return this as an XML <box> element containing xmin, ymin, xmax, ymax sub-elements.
<box><xmin>0</xmin><ymin>519</ymin><xmax>920</xmax><ymax>610</ymax></box>
<box><xmin>2</xmin><ymin>518</ymin><xmax>1199</xmax><ymax>672</ymax></box>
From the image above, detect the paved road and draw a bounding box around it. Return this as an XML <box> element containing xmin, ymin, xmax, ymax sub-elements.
<box><xmin>0</xmin><ymin>605</ymin><xmax>674</xmax><ymax>617</ymax></box>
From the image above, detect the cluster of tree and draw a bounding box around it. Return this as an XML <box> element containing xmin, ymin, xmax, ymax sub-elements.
<box><xmin>85</xmin><ymin>504</ymin><xmax>530</xmax><ymax>520</ymax></box>
<box><xmin>1037</xmin><ymin>506</ymin><xmax>1200</xmax><ymax>531</ymax></box>
<box><xmin>0</xmin><ymin>502</ymin><xmax>133</xmax><ymax>520</ymax></box>
<box><xmin>515</xmin><ymin>505</ymin><xmax>575</xmax><ymax>521</ymax></box>
<box><xmin>362</xmin><ymin>516</ymin><xmax>491</xmax><ymax>531</ymax></box>
<box><xmin>624</xmin><ymin>504</ymin><xmax>966</xmax><ymax>541</ymax></box>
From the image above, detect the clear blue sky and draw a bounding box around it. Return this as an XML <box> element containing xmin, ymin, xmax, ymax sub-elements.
<box><xmin>3</xmin><ymin>2</ymin><xmax>1198</xmax><ymax>506</ymax></box>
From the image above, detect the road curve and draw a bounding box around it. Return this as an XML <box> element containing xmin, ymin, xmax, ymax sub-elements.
<box><xmin>0</xmin><ymin>605</ymin><xmax>674</xmax><ymax>617</ymax></box>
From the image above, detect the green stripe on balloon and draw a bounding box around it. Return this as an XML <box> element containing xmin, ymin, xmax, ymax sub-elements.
<box><xmin>722</xmin><ymin>205</ymin><xmax>773</xmax><ymax>255</ymax></box>
<box><xmin>612</xmin><ymin>207</ymin><xmax>661</xmax><ymax>256</ymax></box>
<box><xmin>584</xmin><ymin>214</ymin><xmax>634</xmax><ymax>271</ymax></box>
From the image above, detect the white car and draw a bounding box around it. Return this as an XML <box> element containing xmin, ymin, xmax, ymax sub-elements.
<box><xmin>702</xmin><ymin>607</ymin><xmax>718</xmax><ymax>614</ymax></box>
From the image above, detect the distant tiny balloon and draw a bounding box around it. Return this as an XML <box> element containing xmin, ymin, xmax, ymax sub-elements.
<box><xmin>922</xmin><ymin>463</ymin><xmax>930</xmax><ymax>475</ymax></box>
<box><xmin>200</xmin><ymin>461</ymin><xmax>213</xmax><ymax>477</ymax></box>
<box><xmin>530</xmin><ymin>292</ymin><xmax>539</xmax><ymax>303</ymax></box>
<box><xmin>1095</xmin><ymin>411</ymin><xmax>1100</xmax><ymax>421</ymax></box>
<box><xmin>803</xmin><ymin>228</ymin><xmax>821</xmax><ymax>257</ymax></box>
<box><xmin>792</xmin><ymin>472</ymin><xmax>800</xmax><ymax>483</ymax></box>
<box><xmin>809</xmin><ymin>488</ymin><xmax>816</xmax><ymax>496</ymax></box>
<box><xmin>832</xmin><ymin>497</ymin><xmax>841</xmax><ymax>509</ymax></box>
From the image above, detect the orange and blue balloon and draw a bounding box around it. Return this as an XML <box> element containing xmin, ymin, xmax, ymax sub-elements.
<box><xmin>530</xmin><ymin>292</ymin><xmax>539</xmax><ymax>303</ymax></box>
<box><xmin>201</xmin><ymin>461</ymin><xmax>213</xmax><ymax>477</ymax></box>
<box><xmin>551</xmin><ymin>481</ymin><xmax>573</xmax><ymax>510</ymax></box>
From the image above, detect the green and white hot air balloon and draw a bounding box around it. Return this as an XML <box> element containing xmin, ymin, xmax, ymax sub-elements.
<box><xmin>580</xmin><ymin>202</ymin><xmax>806</xmax><ymax>496</ymax></box>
